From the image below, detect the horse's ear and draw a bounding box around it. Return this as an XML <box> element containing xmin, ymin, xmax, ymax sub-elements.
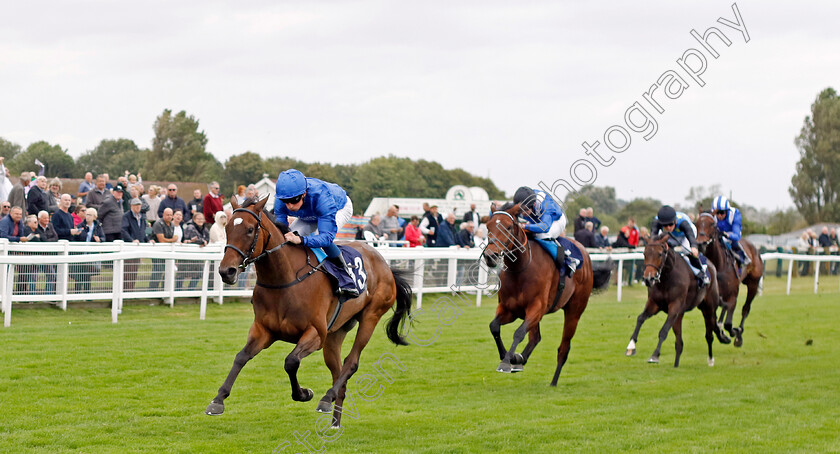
<box><xmin>255</xmin><ymin>194</ymin><xmax>269</xmax><ymax>212</ymax></box>
<box><xmin>508</xmin><ymin>204</ymin><xmax>522</xmax><ymax>217</ymax></box>
<box><xmin>230</xmin><ymin>196</ymin><xmax>240</xmax><ymax>210</ymax></box>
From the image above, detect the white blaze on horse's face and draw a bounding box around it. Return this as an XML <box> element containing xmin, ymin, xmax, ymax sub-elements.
<box><xmin>233</xmin><ymin>218</ymin><xmax>243</xmax><ymax>226</ymax></box>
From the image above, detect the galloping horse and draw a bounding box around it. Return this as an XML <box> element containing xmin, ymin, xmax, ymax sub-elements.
<box><xmin>625</xmin><ymin>233</ymin><xmax>729</xmax><ymax>367</ymax></box>
<box><xmin>205</xmin><ymin>196</ymin><xmax>412</xmax><ymax>428</ymax></box>
<box><xmin>695</xmin><ymin>212</ymin><xmax>764</xmax><ymax>347</ymax></box>
<box><xmin>482</xmin><ymin>205</ymin><xmax>611</xmax><ymax>386</ymax></box>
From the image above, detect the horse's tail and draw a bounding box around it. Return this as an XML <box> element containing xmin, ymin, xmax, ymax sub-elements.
<box><xmin>591</xmin><ymin>258</ymin><xmax>613</xmax><ymax>293</ymax></box>
<box><xmin>385</xmin><ymin>268</ymin><xmax>413</xmax><ymax>346</ymax></box>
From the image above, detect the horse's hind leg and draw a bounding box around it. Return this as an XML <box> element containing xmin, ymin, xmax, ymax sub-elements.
<box><xmin>320</xmin><ymin>327</ymin><xmax>350</xmax><ymax>425</ymax></box>
<box><xmin>318</xmin><ymin>313</ymin><xmax>380</xmax><ymax>412</ymax></box>
<box><xmin>550</xmin><ymin>302</ymin><xmax>585</xmax><ymax>387</ymax></box>
<box><xmin>699</xmin><ymin>299</ymin><xmax>719</xmax><ymax>366</ymax></box>
<box><xmin>626</xmin><ymin>299</ymin><xmax>657</xmax><ymax>356</ymax></box>
<box><xmin>734</xmin><ymin>280</ymin><xmax>760</xmax><ymax>347</ymax></box>
<box><xmin>489</xmin><ymin>310</ymin><xmax>516</xmax><ymax>361</ymax></box>
<box><xmin>206</xmin><ymin>322</ymin><xmax>273</xmax><ymax>416</ymax></box>
<box><xmin>285</xmin><ymin>326</ymin><xmax>324</xmax><ymax>403</ymax></box>
<box><xmin>672</xmin><ymin>314</ymin><xmax>684</xmax><ymax>368</ymax></box>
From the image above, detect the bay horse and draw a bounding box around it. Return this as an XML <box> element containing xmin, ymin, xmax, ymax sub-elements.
<box><xmin>695</xmin><ymin>212</ymin><xmax>764</xmax><ymax>347</ymax></box>
<box><xmin>205</xmin><ymin>196</ymin><xmax>412</xmax><ymax>428</ymax></box>
<box><xmin>625</xmin><ymin>233</ymin><xmax>729</xmax><ymax>367</ymax></box>
<box><xmin>482</xmin><ymin>205</ymin><xmax>611</xmax><ymax>386</ymax></box>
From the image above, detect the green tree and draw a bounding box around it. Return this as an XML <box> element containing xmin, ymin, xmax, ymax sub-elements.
<box><xmin>767</xmin><ymin>208</ymin><xmax>807</xmax><ymax>235</ymax></box>
<box><xmin>76</xmin><ymin>138</ymin><xmax>148</xmax><ymax>177</ymax></box>
<box><xmin>617</xmin><ymin>197</ymin><xmax>662</xmax><ymax>229</ymax></box>
<box><xmin>0</xmin><ymin>137</ymin><xmax>22</xmax><ymax>161</ymax></box>
<box><xmin>223</xmin><ymin>152</ymin><xmax>266</xmax><ymax>193</ymax></box>
<box><xmin>8</xmin><ymin>141</ymin><xmax>77</xmax><ymax>177</ymax></box>
<box><xmin>146</xmin><ymin>109</ymin><xmax>218</xmax><ymax>182</ymax></box>
<box><xmin>578</xmin><ymin>185</ymin><xmax>619</xmax><ymax>216</ymax></box>
<box><xmin>790</xmin><ymin>88</ymin><xmax>840</xmax><ymax>223</ymax></box>
<box><xmin>351</xmin><ymin>157</ymin><xmax>414</xmax><ymax>211</ymax></box>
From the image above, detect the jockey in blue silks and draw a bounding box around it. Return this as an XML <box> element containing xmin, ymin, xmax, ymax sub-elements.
<box><xmin>651</xmin><ymin>205</ymin><xmax>709</xmax><ymax>287</ymax></box>
<box><xmin>512</xmin><ymin>186</ymin><xmax>569</xmax><ymax>271</ymax></box>
<box><xmin>274</xmin><ymin>169</ymin><xmax>358</xmax><ymax>298</ymax></box>
<box><xmin>712</xmin><ymin>195</ymin><xmax>750</xmax><ymax>265</ymax></box>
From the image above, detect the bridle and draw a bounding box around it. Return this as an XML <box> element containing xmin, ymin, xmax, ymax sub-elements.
<box><xmin>696</xmin><ymin>212</ymin><xmax>718</xmax><ymax>248</ymax></box>
<box><xmin>484</xmin><ymin>210</ymin><xmax>532</xmax><ymax>272</ymax></box>
<box><xmin>644</xmin><ymin>240</ymin><xmax>671</xmax><ymax>284</ymax></box>
<box><xmin>223</xmin><ymin>206</ymin><xmax>325</xmax><ymax>290</ymax></box>
<box><xmin>224</xmin><ymin>207</ymin><xmax>287</xmax><ymax>271</ymax></box>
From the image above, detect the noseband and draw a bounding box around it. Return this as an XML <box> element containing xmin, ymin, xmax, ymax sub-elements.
<box><xmin>224</xmin><ymin>207</ymin><xmax>286</xmax><ymax>271</ymax></box>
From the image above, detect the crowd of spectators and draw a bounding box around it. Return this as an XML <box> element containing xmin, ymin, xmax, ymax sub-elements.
<box><xmin>0</xmin><ymin>159</ymin><xmax>233</xmax><ymax>294</ymax></box>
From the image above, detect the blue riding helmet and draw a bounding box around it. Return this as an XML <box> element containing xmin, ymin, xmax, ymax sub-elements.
<box><xmin>712</xmin><ymin>196</ymin><xmax>730</xmax><ymax>212</ymax></box>
<box><xmin>276</xmin><ymin>169</ymin><xmax>308</xmax><ymax>200</ymax></box>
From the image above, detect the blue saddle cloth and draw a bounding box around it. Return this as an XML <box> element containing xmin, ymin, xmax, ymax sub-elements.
<box><xmin>311</xmin><ymin>245</ymin><xmax>367</xmax><ymax>296</ymax></box>
<box><xmin>534</xmin><ymin>237</ymin><xmax>583</xmax><ymax>270</ymax></box>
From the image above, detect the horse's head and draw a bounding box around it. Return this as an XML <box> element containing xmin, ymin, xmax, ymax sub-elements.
<box><xmin>219</xmin><ymin>195</ymin><xmax>274</xmax><ymax>284</ymax></box>
<box><xmin>695</xmin><ymin>211</ymin><xmax>717</xmax><ymax>254</ymax></box>
<box><xmin>642</xmin><ymin>233</ymin><xmax>671</xmax><ymax>287</ymax></box>
<box><xmin>482</xmin><ymin>206</ymin><xmax>526</xmax><ymax>268</ymax></box>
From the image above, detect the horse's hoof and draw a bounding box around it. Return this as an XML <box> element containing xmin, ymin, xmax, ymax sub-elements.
<box><xmin>648</xmin><ymin>357</ymin><xmax>659</xmax><ymax>364</ymax></box>
<box><xmin>294</xmin><ymin>388</ymin><xmax>314</xmax><ymax>402</ymax></box>
<box><xmin>708</xmin><ymin>357</ymin><xmax>715</xmax><ymax>367</ymax></box>
<box><xmin>510</xmin><ymin>353</ymin><xmax>525</xmax><ymax>365</ymax></box>
<box><xmin>497</xmin><ymin>362</ymin><xmax>512</xmax><ymax>373</ymax></box>
<box><xmin>511</xmin><ymin>363</ymin><xmax>524</xmax><ymax>373</ymax></box>
<box><xmin>205</xmin><ymin>401</ymin><xmax>225</xmax><ymax>416</ymax></box>
<box><xmin>316</xmin><ymin>400</ymin><xmax>333</xmax><ymax>413</ymax></box>
<box><xmin>734</xmin><ymin>336</ymin><xmax>743</xmax><ymax>347</ymax></box>
<box><xmin>626</xmin><ymin>348</ymin><xmax>636</xmax><ymax>356</ymax></box>
<box><xmin>717</xmin><ymin>334</ymin><xmax>731</xmax><ymax>345</ymax></box>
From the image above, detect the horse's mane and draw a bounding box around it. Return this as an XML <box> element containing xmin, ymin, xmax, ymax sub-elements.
<box><xmin>650</xmin><ymin>232</ymin><xmax>671</xmax><ymax>243</ymax></box>
<box><xmin>240</xmin><ymin>196</ymin><xmax>290</xmax><ymax>234</ymax></box>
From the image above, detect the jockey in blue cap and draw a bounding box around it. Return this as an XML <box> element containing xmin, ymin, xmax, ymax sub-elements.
<box><xmin>512</xmin><ymin>186</ymin><xmax>570</xmax><ymax>272</ymax></box>
<box><xmin>712</xmin><ymin>195</ymin><xmax>750</xmax><ymax>265</ymax></box>
<box><xmin>274</xmin><ymin>169</ymin><xmax>358</xmax><ymax>298</ymax></box>
<box><xmin>652</xmin><ymin>205</ymin><xmax>709</xmax><ymax>287</ymax></box>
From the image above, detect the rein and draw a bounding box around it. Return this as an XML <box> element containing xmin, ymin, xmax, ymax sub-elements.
<box><xmin>487</xmin><ymin>211</ymin><xmax>532</xmax><ymax>273</ymax></box>
<box><xmin>224</xmin><ymin>206</ymin><xmax>323</xmax><ymax>290</ymax></box>
<box><xmin>644</xmin><ymin>241</ymin><xmax>672</xmax><ymax>284</ymax></box>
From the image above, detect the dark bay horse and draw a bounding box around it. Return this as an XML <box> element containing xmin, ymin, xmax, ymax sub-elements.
<box><xmin>695</xmin><ymin>212</ymin><xmax>764</xmax><ymax>347</ymax></box>
<box><xmin>482</xmin><ymin>205</ymin><xmax>611</xmax><ymax>386</ymax></box>
<box><xmin>205</xmin><ymin>196</ymin><xmax>412</xmax><ymax>428</ymax></box>
<box><xmin>625</xmin><ymin>233</ymin><xmax>729</xmax><ymax>367</ymax></box>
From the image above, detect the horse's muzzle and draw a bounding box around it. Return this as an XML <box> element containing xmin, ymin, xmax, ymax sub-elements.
<box><xmin>483</xmin><ymin>251</ymin><xmax>499</xmax><ymax>268</ymax></box>
<box><xmin>219</xmin><ymin>266</ymin><xmax>239</xmax><ymax>285</ymax></box>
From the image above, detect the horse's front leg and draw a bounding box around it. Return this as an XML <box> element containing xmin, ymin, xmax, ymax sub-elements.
<box><xmin>498</xmin><ymin>305</ymin><xmax>544</xmax><ymax>373</ymax></box>
<box><xmin>671</xmin><ymin>313</ymin><xmax>685</xmax><ymax>368</ymax></box>
<box><xmin>649</xmin><ymin>307</ymin><xmax>680</xmax><ymax>364</ymax></box>
<box><xmin>489</xmin><ymin>310</ymin><xmax>516</xmax><ymax>361</ymax></box>
<box><xmin>206</xmin><ymin>322</ymin><xmax>273</xmax><ymax>415</ymax></box>
<box><xmin>626</xmin><ymin>299</ymin><xmax>657</xmax><ymax>356</ymax></box>
<box><xmin>285</xmin><ymin>326</ymin><xmax>324</xmax><ymax>402</ymax></box>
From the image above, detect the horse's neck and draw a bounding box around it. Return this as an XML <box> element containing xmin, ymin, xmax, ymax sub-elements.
<box><xmin>503</xmin><ymin>229</ymin><xmax>531</xmax><ymax>271</ymax></box>
<box><xmin>706</xmin><ymin>237</ymin><xmax>729</xmax><ymax>266</ymax></box>
<box><xmin>255</xmin><ymin>225</ymin><xmax>302</xmax><ymax>282</ymax></box>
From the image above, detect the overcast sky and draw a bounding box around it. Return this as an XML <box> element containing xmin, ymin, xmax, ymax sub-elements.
<box><xmin>2</xmin><ymin>1</ymin><xmax>837</xmax><ymax>210</ymax></box>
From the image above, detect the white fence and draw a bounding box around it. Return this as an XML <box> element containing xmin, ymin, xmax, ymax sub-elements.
<box><xmin>1</xmin><ymin>240</ymin><xmax>838</xmax><ymax>327</ymax></box>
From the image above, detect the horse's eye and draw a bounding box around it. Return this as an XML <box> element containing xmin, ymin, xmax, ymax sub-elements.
<box><xmin>247</xmin><ymin>227</ymin><xmax>254</xmax><ymax>234</ymax></box>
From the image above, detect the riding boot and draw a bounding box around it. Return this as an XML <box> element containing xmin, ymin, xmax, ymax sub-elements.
<box><xmin>553</xmin><ymin>241</ymin><xmax>568</xmax><ymax>278</ymax></box>
<box><xmin>688</xmin><ymin>254</ymin><xmax>708</xmax><ymax>287</ymax></box>
<box><xmin>330</xmin><ymin>253</ymin><xmax>360</xmax><ymax>299</ymax></box>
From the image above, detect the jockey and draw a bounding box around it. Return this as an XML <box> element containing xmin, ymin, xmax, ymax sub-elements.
<box><xmin>512</xmin><ymin>186</ymin><xmax>570</xmax><ymax>273</ymax></box>
<box><xmin>274</xmin><ymin>169</ymin><xmax>358</xmax><ymax>298</ymax></box>
<box><xmin>712</xmin><ymin>195</ymin><xmax>750</xmax><ymax>265</ymax></box>
<box><xmin>652</xmin><ymin>205</ymin><xmax>710</xmax><ymax>287</ymax></box>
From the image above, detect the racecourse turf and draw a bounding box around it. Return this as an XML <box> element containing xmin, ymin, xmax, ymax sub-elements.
<box><xmin>1</xmin><ymin>275</ymin><xmax>839</xmax><ymax>453</ymax></box>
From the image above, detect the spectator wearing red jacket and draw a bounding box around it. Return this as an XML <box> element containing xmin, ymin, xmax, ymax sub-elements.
<box><xmin>203</xmin><ymin>181</ymin><xmax>224</xmax><ymax>223</ymax></box>
<box><xmin>404</xmin><ymin>216</ymin><xmax>425</xmax><ymax>247</ymax></box>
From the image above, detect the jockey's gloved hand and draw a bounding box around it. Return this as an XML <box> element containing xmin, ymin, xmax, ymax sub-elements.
<box><xmin>691</xmin><ymin>246</ymin><xmax>699</xmax><ymax>257</ymax></box>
